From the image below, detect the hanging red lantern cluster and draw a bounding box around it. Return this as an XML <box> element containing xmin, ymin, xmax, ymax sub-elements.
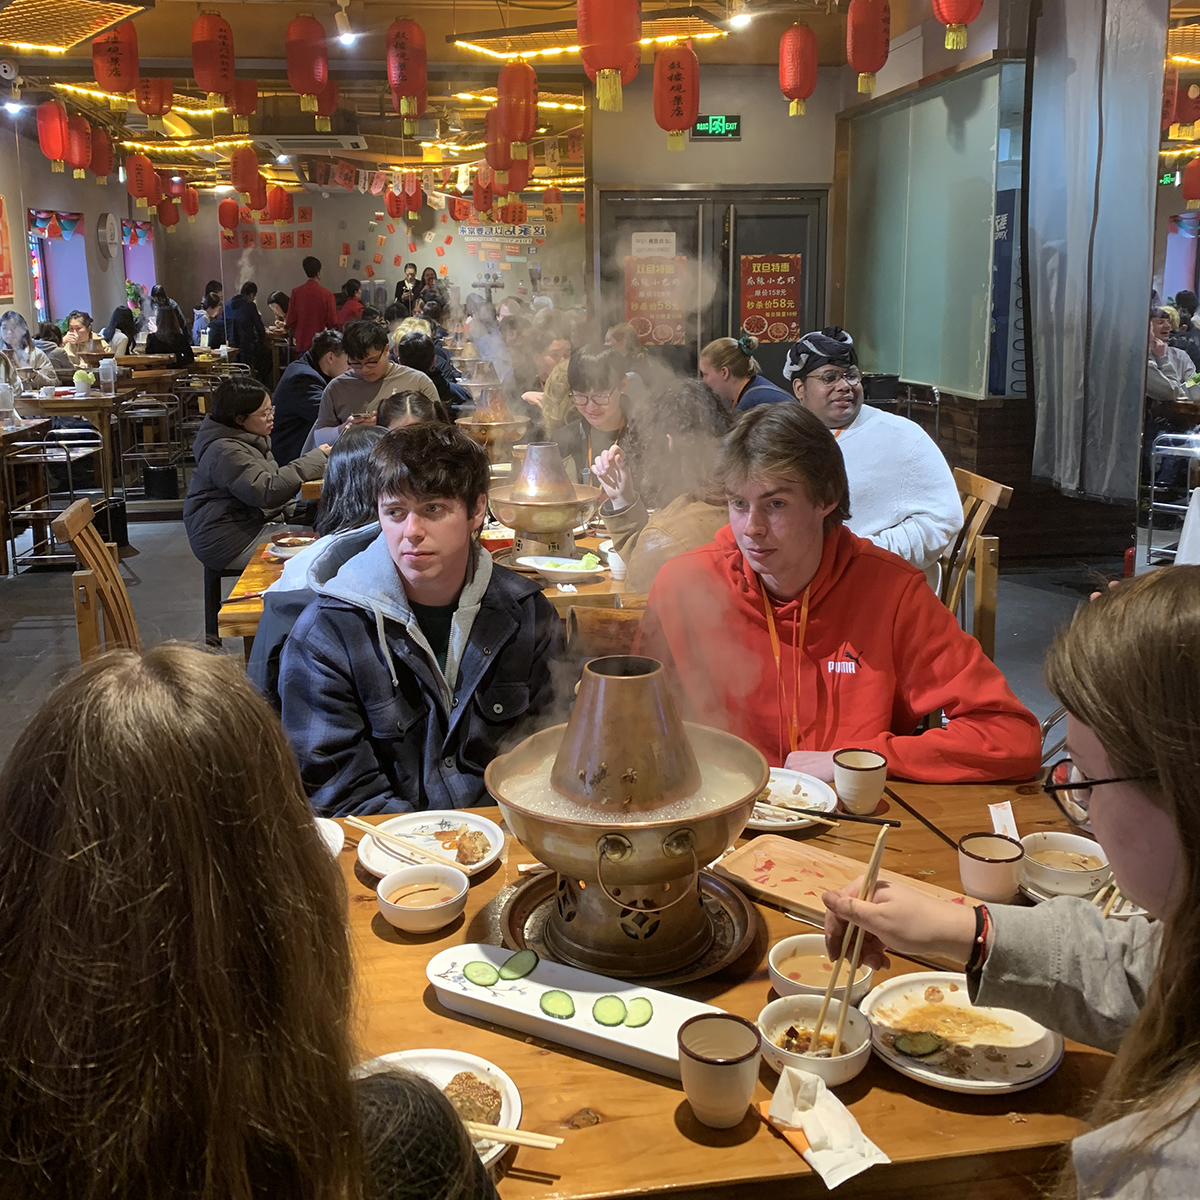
<box><xmin>157</xmin><ymin>198</ymin><xmax>180</xmax><ymax>233</ymax></box>
<box><xmin>387</xmin><ymin>18</ymin><xmax>427</xmax><ymax>134</ymax></box>
<box><xmin>182</xmin><ymin>185</ymin><xmax>199</xmax><ymax>222</ymax></box>
<box><xmin>779</xmin><ymin>23</ymin><xmax>817</xmax><ymax>116</ymax></box>
<box><xmin>36</xmin><ymin>100</ymin><xmax>68</xmax><ymax>172</ymax></box>
<box><xmin>218</xmin><ymin>196</ymin><xmax>240</xmax><ymax>230</ymax></box>
<box><xmin>91</xmin><ymin>128</ymin><xmax>114</xmax><ymax>183</ymax></box>
<box><xmin>136</xmin><ymin>77</ymin><xmax>173</xmax><ymax>134</ymax></box>
<box><xmin>248</xmin><ymin>172</ymin><xmax>268</xmax><ymax>215</ymax></box>
<box><xmin>542</xmin><ymin>185</ymin><xmax>563</xmax><ymax>224</ymax></box>
<box><xmin>578</xmin><ymin>0</ymin><xmax>641</xmax><ymax>112</ymax></box>
<box><xmin>485</xmin><ymin>108</ymin><xmax>512</xmax><ymax>192</ymax></box>
<box><xmin>65</xmin><ymin>115</ymin><xmax>92</xmax><ymax>179</ymax></box>
<box><xmin>230</xmin><ymin>145</ymin><xmax>259</xmax><ymax>200</ymax></box>
<box><xmin>504</xmin><ymin>155</ymin><xmax>530</xmax><ymax>199</ymax></box>
<box><xmin>1164</xmin><ymin>69</ymin><xmax>1180</xmax><ymax>132</ymax></box>
<box><xmin>192</xmin><ymin>12</ymin><xmax>235</xmax><ymax>104</ymax></box>
<box><xmin>165</xmin><ymin>173</ymin><xmax>187</xmax><ymax>198</ymax></box>
<box><xmin>847</xmin><ymin>0</ymin><xmax>890</xmax><ymax>94</ymax></box>
<box><xmin>312</xmin><ymin>79</ymin><xmax>339</xmax><ymax>132</ymax></box>
<box><xmin>497</xmin><ymin>60</ymin><xmax>538</xmax><ymax>160</ymax></box>
<box><xmin>92</xmin><ymin>21</ymin><xmax>139</xmax><ymax>109</ymax></box>
<box><xmin>287</xmin><ymin>15</ymin><xmax>328</xmax><ymax>112</ymax></box>
<box><xmin>385</xmin><ymin>188</ymin><xmax>404</xmax><ymax>221</ymax></box>
<box><xmin>652</xmin><ymin>43</ymin><xmax>700</xmax><ymax>151</ymax></box>
<box><xmin>227</xmin><ymin>78</ymin><xmax>258</xmax><ymax>134</ymax></box>
<box><xmin>932</xmin><ymin>0</ymin><xmax>983</xmax><ymax>50</ymax></box>
<box><xmin>267</xmin><ymin>184</ymin><xmax>294</xmax><ymax>226</ymax></box>
<box><xmin>1185</xmin><ymin>158</ymin><xmax>1200</xmax><ymax>210</ymax></box>
<box><xmin>125</xmin><ymin>152</ymin><xmax>154</xmax><ymax>207</ymax></box>
<box><xmin>148</xmin><ymin>171</ymin><xmax>164</xmax><ymax>210</ymax></box>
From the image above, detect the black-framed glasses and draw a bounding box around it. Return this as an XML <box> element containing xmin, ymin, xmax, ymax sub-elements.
<box><xmin>1041</xmin><ymin>757</ymin><xmax>1156</xmax><ymax>829</ymax></box>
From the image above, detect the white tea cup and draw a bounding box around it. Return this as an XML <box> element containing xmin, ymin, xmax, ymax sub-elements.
<box><xmin>833</xmin><ymin>748</ymin><xmax>888</xmax><ymax>815</ymax></box>
<box><xmin>677</xmin><ymin>1013</ymin><xmax>761</xmax><ymax>1129</ymax></box>
<box><xmin>40</xmin><ymin>385</ymin><xmax>56</xmax><ymax>400</ymax></box>
<box><xmin>607</xmin><ymin>547</ymin><xmax>627</xmax><ymax>580</ymax></box>
<box><xmin>958</xmin><ymin>832</ymin><xmax>1024</xmax><ymax>903</ymax></box>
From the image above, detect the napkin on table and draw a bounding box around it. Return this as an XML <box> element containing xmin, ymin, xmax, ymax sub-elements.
<box><xmin>763</xmin><ymin>1066</ymin><xmax>889</xmax><ymax>1190</ymax></box>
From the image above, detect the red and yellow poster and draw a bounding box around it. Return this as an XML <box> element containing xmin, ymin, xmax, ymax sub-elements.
<box><xmin>624</xmin><ymin>255</ymin><xmax>687</xmax><ymax>345</ymax></box>
<box><xmin>739</xmin><ymin>253</ymin><xmax>802</xmax><ymax>342</ymax></box>
<box><xmin>0</xmin><ymin>195</ymin><xmax>13</xmax><ymax>301</ymax></box>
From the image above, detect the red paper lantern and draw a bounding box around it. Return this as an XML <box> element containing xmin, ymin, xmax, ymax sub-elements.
<box><xmin>125</xmin><ymin>152</ymin><xmax>154</xmax><ymax>207</ymax></box>
<box><xmin>92</xmin><ymin>21</ymin><xmax>139</xmax><ymax>108</ymax></box>
<box><xmin>473</xmin><ymin>174</ymin><xmax>493</xmax><ymax>216</ymax></box>
<box><xmin>577</xmin><ymin>202</ymin><xmax>587</xmax><ymax>225</ymax></box>
<box><xmin>542</xmin><ymin>185</ymin><xmax>563</xmax><ymax>224</ymax></box>
<box><xmin>498</xmin><ymin>60</ymin><xmax>538</xmax><ymax>160</ymax></box>
<box><xmin>230</xmin><ymin>145</ymin><xmax>259</xmax><ymax>200</ymax></box>
<box><xmin>192</xmin><ymin>12</ymin><xmax>235</xmax><ymax>102</ymax></box>
<box><xmin>90</xmin><ymin>127</ymin><xmax>114</xmax><ymax>183</ymax></box>
<box><xmin>1164</xmin><ymin>72</ymin><xmax>1181</xmax><ymax>133</ymax></box>
<box><xmin>65</xmin><ymin>116</ymin><xmax>92</xmax><ymax>179</ymax></box>
<box><xmin>218</xmin><ymin>196</ymin><xmax>240</xmax><ymax>230</ymax></box>
<box><xmin>932</xmin><ymin>0</ymin><xmax>983</xmax><ymax>50</ymax></box>
<box><xmin>165</xmin><ymin>173</ymin><xmax>188</xmax><ymax>198</ymax></box>
<box><xmin>1184</xmin><ymin>158</ymin><xmax>1200</xmax><ymax>210</ymax></box>
<box><xmin>386</xmin><ymin>19</ymin><xmax>427</xmax><ymax>116</ymax></box>
<box><xmin>584</xmin><ymin>56</ymin><xmax>639</xmax><ymax>90</ymax></box>
<box><xmin>847</xmin><ymin>0</ymin><xmax>890</xmax><ymax>95</ymax></box>
<box><xmin>779</xmin><ymin>23</ymin><xmax>818</xmax><ymax>116</ymax></box>
<box><xmin>287</xmin><ymin>15</ymin><xmax>328</xmax><ymax>112</ymax></box>
<box><xmin>653</xmin><ymin>44</ymin><xmax>700</xmax><ymax>151</ymax></box>
<box><xmin>36</xmin><ymin>100</ymin><xmax>68</xmax><ymax>172</ymax></box>
<box><xmin>227</xmin><ymin>78</ymin><xmax>258</xmax><ymax>134</ymax></box>
<box><xmin>504</xmin><ymin>154</ymin><xmax>531</xmax><ymax>198</ymax></box>
<box><xmin>157</xmin><ymin>198</ymin><xmax>180</xmax><ymax>234</ymax></box>
<box><xmin>315</xmin><ymin>79</ymin><xmax>339</xmax><ymax>133</ymax></box>
<box><xmin>578</xmin><ymin>0</ymin><xmax>641</xmax><ymax>112</ymax></box>
<box><xmin>267</xmin><ymin>184</ymin><xmax>294</xmax><ymax>226</ymax></box>
<box><xmin>149</xmin><ymin>172</ymin><xmax>164</xmax><ymax>208</ymax></box>
<box><xmin>135</xmin><ymin>77</ymin><xmax>173</xmax><ymax>133</ymax></box>
<box><xmin>182</xmin><ymin>185</ymin><xmax>200</xmax><ymax>222</ymax></box>
<box><xmin>248</xmin><ymin>172</ymin><xmax>268</xmax><ymax>215</ymax></box>
<box><xmin>407</xmin><ymin>186</ymin><xmax>424</xmax><ymax>215</ymax></box>
<box><xmin>385</xmin><ymin>189</ymin><xmax>404</xmax><ymax>220</ymax></box>
<box><xmin>485</xmin><ymin>108</ymin><xmax>512</xmax><ymax>192</ymax></box>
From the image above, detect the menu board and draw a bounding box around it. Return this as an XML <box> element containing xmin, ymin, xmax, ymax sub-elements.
<box><xmin>738</xmin><ymin>253</ymin><xmax>802</xmax><ymax>343</ymax></box>
<box><xmin>623</xmin><ymin>255</ymin><xmax>687</xmax><ymax>345</ymax></box>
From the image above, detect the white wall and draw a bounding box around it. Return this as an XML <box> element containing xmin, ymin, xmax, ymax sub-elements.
<box><xmin>873</xmin><ymin>0</ymin><xmax>1002</xmax><ymax>98</ymax></box>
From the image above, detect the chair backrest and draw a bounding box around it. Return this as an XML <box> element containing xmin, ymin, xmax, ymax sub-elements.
<box><xmin>49</xmin><ymin>498</ymin><xmax>141</xmax><ymax>662</ymax></box>
<box><xmin>939</xmin><ymin>468</ymin><xmax>1014</xmax><ymax>615</ymax></box>
<box><xmin>565</xmin><ymin>605</ymin><xmax>644</xmax><ymax>659</ymax></box>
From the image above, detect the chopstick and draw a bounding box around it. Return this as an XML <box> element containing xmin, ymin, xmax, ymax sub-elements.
<box><xmin>1102</xmin><ymin>886</ymin><xmax>1124</xmax><ymax>919</ymax></box>
<box><xmin>883</xmin><ymin>786</ymin><xmax>958</xmax><ymax>849</ymax></box>
<box><xmin>754</xmin><ymin>803</ymin><xmax>840</xmax><ymax>829</ymax></box>
<box><xmin>344</xmin><ymin>817</ymin><xmax>460</xmax><ymax>868</ymax></box>
<box><xmin>826</xmin><ymin>808</ymin><xmax>901</xmax><ymax>828</ymax></box>
<box><xmin>810</xmin><ymin>824</ymin><xmax>889</xmax><ymax>1055</ymax></box>
<box><xmin>462</xmin><ymin>1122</ymin><xmax>563</xmax><ymax>1150</ymax></box>
<box><xmin>227</xmin><ymin>589</ymin><xmax>269</xmax><ymax>602</ymax></box>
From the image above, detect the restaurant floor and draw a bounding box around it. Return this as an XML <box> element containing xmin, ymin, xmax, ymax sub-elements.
<box><xmin>0</xmin><ymin>520</ymin><xmax>1123</xmax><ymax>764</ymax></box>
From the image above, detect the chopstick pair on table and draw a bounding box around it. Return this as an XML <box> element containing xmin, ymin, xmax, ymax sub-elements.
<box><xmin>463</xmin><ymin>1121</ymin><xmax>563</xmax><ymax>1150</ymax></box>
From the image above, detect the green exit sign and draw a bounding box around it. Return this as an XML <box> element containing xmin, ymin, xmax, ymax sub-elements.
<box><xmin>1162</xmin><ymin>171</ymin><xmax>1179</xmax><ymax>185</ymax></box>
<box><xmin>691</xmin><ymin>114</ymin><xmax>742</xmax><ymax>140</ymax></box>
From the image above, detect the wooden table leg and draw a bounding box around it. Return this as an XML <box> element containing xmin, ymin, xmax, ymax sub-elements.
<box><xmin>242</xmin><ymin>634</ymin><xmax>255</xmax><ymax>664</ymax></box>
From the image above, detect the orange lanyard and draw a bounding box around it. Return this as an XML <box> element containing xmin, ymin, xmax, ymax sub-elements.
<box><xmin>833</xmin><ymin>428</ymin><xmax>842</xmax><ymax>439</ymax></box>
<box><xmin>760</xmin><ymin>583</ymin><xmax>811</xmax><ymax>756</ymax></box>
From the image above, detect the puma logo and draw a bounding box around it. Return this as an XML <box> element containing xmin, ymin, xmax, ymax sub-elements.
<box><xmin>844</xmin><ymin>650</ymin><xmax>862</xmax><ymax>666</ymax></box>
<box><xmin>827</xmin><ymin>649</ymin><xmax>861</xmax><ymax>675</ymax></box>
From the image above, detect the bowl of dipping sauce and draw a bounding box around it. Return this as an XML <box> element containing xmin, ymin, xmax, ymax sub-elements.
<box><xmin>377</xmin><ymin>865</ymin><xmax>469</xmax><ymax>933</ymax></box>
<box><xmin>1020</xmin><ymin>831</ymin><xmax>1111</xmax><ymax>898</ymax></box>
<box><xmin>768</xmin><ymin>934</ymin><xmax>873</xmax><ymax>1004</ymax></box>
<box><xmin>756</xmin><ymin>994</ymin><xmax>873</xmax><ymax>1087</ymax></box>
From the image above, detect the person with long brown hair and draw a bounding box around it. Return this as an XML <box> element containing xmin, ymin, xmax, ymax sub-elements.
<box><xmin>0</xmin><ymin>644</ymin><xmax>495</xmax><ymax>1200</ymax></box>
<box><xmin>822</xmin><ymin>566</ymin><xmax>1200</xmax><ymax>1196</ymax></box>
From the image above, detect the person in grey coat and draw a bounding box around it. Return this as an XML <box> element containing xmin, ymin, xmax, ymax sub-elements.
<box><xmin>822</xmin><ymin>566</ymin><xmax>1200</xmax><ymax>1200</ymax></box>
<box><xmin>183</xmin><ymin>376</ymin><xmax>328</xmax><ymax>571</ymax></box>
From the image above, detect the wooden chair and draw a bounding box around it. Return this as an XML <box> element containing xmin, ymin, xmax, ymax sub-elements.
<box><xmin>938</xmin><ymin>468</ymin><xmax>1013</xmax><ymax>661</ymax></box>
<box><xmin>50</xmin><ymin>498</ymin><xmax>141</xmax><ymax>662</ymax></box>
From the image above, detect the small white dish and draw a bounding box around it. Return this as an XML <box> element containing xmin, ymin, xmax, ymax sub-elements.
<box><xmin>356</xmin><ymin>811</ymin><xmax>504</xmax><ymax>878</ymax></box>
<box><xmin>747</xmin><ymin>768</ymin><xmax>838</xmax><ymax>832</ymax></box>
<box><xmin>315</xmin><ymin>816</ymin><xmax>345</xmax><ymax>857</ymax></box>
<box><xmin>756</xmin><ymin>994</ymin><xmax>872</xmax><ymax>1087</ymax></box>
<box><xmin>356</xmin><ymin>1048</ymin><xmax>520</xmax><ymax>1168</ymax></box>
<box><xmin>515</xmin><ymin>555</ymin><xmax>604</xmax><ymax>584</ymax></box>
<box><xmin>1020</xmin><ymin>830</ymin><xmax>1111</xmax><ymax>897</ymax></box>
<box><xmin>767</xmin><ymin>933</ymin><xmax>873</xmax><ymax>1003</ymax></box>
<box><xmin>267</xmin><ymin>534</ymin><xmax>318</xmax><ymax>559</ymax></box>
<box><xmin>377</xmin><ymin>864</ymin><xmax>469</xmax><ymax>933</ymax></box>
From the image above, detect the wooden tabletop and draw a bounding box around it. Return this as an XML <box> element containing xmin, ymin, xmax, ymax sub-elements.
<box><xmin>341</xmin><ymin>785</ymin><xmax>1108</xmax><ymax>1200</ymax></box>
<box><xmin>0</xmin><ymin>416</ymin><xmax>52</xmax><ymax>448</ymax></box>
<box><xmin>78</xmin><ymin>352</ymin><xmax>177</xmax><ymax>368</ymax></box>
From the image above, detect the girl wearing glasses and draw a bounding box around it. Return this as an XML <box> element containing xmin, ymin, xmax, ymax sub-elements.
<box><xmin>698</xmin><ymin>335</ymin><xmax>793</xmax><ymax>413</ymax></box>
<box><xmin>553</xmin><ymin>345</ymin><xmax>631</xmax><ymax>484</ymax></box>
<box><xmin>823</xmin><ymin>568</ymin><xmax>1199</xmax><ymax>1197</ymax></box>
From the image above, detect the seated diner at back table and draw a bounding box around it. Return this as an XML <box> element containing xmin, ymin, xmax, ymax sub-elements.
<box><xmin>636</xmin><ymin>402</ymin><xmax>1043</xmax><ymax>783</ymax></box>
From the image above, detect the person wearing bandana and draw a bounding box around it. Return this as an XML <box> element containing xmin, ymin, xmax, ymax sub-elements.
<box><xmin>784</xmin><ymin>327</ymin><xmax>962</xmax><ymax>580</ymax></box>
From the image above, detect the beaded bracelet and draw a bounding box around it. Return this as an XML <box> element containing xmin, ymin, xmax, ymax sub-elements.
<box><xmin>965</xmin><ymin>903</ymin><xmax>991</xmax><ymax>974</ymax></box>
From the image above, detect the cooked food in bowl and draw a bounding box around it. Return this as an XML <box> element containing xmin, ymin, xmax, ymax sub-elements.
<box><xmin>1028</xmin><ymin>848</ymin><xmax>1103</xmax><ymax>871</ymax></box>
<box><xmin>776</xmin><ymin>1025</ymin><xmax>844</xmax><ymax>1057</ymax></box>
<box><xmin>273</xmin><ymin>534</ymin><xmax>316</xmax><ymax>548</ymax></box>
<box><xmin>776</xmin><ymin>952</ymin><xmax>870</xmax><ymax>989</ymax></box>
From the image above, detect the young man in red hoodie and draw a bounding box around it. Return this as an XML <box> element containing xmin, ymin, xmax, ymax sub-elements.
<box><xmin>636</xmin><ymin>403</ymin><xmax>1042</xmax><ymax>784</ymax></box>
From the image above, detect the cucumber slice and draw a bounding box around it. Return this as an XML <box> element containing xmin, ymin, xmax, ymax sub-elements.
<box><xmin>623</xmin><ymin>997</ymin><xmax>653</xmax><ymax>1028</ymax></box>
<box><xmin>539</xmin><ymin>989</ymin><xmax>576</xmax><ymax>1020</ymax></box>
<box><xmin>893</xmin><ymin>1031</ymin><xmax>944</xmax><ymax>1058</ymax></box>
<box><xmin>463</xmin><ymin>961</ymin><xmax>500</xmax><ymax>988</ymax></box>
<box><xmin>498</xmin><ymin>949</ymin><xmax>539</xmax><ymax>981</ymax></box>
<box><xmin>592</xmin><ymin>996</ymin><xmax>627</xmax><ymax>1027</ymax></box>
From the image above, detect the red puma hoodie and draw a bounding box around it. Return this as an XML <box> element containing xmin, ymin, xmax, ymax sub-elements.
<box><xmin>636</xmin><ymin>524</ymin><xmax>1042</xmax><ymax>782</ymax></box>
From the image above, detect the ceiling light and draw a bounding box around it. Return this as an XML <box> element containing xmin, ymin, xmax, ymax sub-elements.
<box><xmin>171</xmin><ymin>174</ymin><xmax>182</xmax><ymax>182</ymax></box>
<box><xmin>213</xmin><ymin>184</ymin><xmax>233</xmax><ymax>193</ymax></box>
<box><xmin>334</xmin><ymin>6</ymin><xmax>355</xmax><ymax>44</ymax></box>
<box><xmin>4</xmin><ymin>101</ymin><xmax>21</xmax><ymax>114</ymax></box>
<box><xmin>276</xmin><ymin>154</ymin><xmax>289</xmax><ymax>163</ymax></box>
<box><xmin>729</xmin><ymin>13</ymin><xmax>752</xmax><ymax>27</ymax></box>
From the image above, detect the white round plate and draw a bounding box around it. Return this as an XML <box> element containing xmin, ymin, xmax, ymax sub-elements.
<box><xmin>746</xmin><ymin>768</ymin><xmax>839</xmax><ymax>831</ymax></box>
<box><xmin>1019</xmin><ymin>877</ymin><xmax>1147</xmax><ymax>920</ymax></box>
<box><xmin>315</xmin><ymin>817</ymin><xmax>344</xmax><ymax>857</ymax></box>
<box><xmin>356</xmin><ymin>1048</ymin><xmax>521</xmax><ymax>1168</ymax></box>
<box><xmin>356</xmin><ymin>811</ymin><xmax>504</xmax><ymax>879</ymax></box>
<box><xmin>515</xmin><ymin>555</ymin><xmax>604</xmax><ymax>584</ymax></box>
<box><xmin>859</xmin><ymin>971</ymin><xmax>1064</xmax><ymax>1095</ymax></box>
<box><xmin>267</xmin><ymin>536</ymin><xmax>317</xmax><ymax>559</ymax></box>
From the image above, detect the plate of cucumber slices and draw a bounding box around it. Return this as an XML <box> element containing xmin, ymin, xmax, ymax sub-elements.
<box><xmin>426</xmin><ymin>943</ymin><xmax>723</xmax><ymax>1080</ymax></box>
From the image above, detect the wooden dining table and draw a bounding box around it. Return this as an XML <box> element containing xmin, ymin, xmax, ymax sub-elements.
<box><xmin>340</xmin><ymin>785</ymin><xmax>1110</xmax><ymax>1200</ymax></box>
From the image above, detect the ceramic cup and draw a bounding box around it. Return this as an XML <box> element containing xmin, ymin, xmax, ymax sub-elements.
<box><xmin>958</xmin><ymin>832</ymin><xmax>1025</xmax><ymax>903</ymax></box>
<box><xmin>40</xmin><ymin>385</ymin><xmax>55</xmax><ymax>400</ymax></box>
<box><xmin>833</xmin><ymin>748</ymin><xmax>888</xmax><ymax>815</ymax></box>
<box><xmin>677</xmin><ymin>1013</ymin><xmax>761</xmax><ymax>1129</ymax></box>
<box><xmin>607</xmin><ymin>547</ymin><xmax>627</xmax><ymax>581</ymax></box>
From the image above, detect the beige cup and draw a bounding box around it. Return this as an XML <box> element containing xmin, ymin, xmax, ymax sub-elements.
<box><xmin>607</xmin><ymin>547</ymin><xmax>627</xmax><ymax>581</ymax></box>
<box><xmin>39</xmin><ymin>385</ymin><xmax>55</xmax><ymax>400</ymax></box>
<box><xmin>958</xmin><ymin>832</ymin><xmax>1024</xmax><ymax>903</ymax></box>
<box><xmin>833</xmin><ymin>748</ymin><xmax>888</xmax><ymax>814</ymax></box>
<box><xmin>677</xmin><ymin>1013</ymin><xmax>761</xmax><ymax>1129</ymax></box>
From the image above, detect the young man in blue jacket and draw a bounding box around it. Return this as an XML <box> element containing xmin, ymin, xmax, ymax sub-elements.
<box><xmin>279</xmin><ymin>423</ymin><xmax>563</xmax><ymax>815</ymax></box>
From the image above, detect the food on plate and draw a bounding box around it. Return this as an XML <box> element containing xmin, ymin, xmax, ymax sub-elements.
<box><xmin>539</xmin><ymin>990</ymin><xmax>576</xmax><ymax>1020</ymax></box>
<box><xmin>385</xmin><ymin>881</ymin><xmax>460</xmax><ymax>908</ymax></box>
<box><xmin>443</xmin><ymin>1071</ymin><xmax>503</xmax><ymax>1125</ymax></box>
<box><xmin>624</xmin><ymin>997</ymin><xmax>654</xmax><ymax>1028</ymax></box>
<box><xmin>537</xmin><ymin>553</ymin><xmax>601</xmax><ymax>572</ymax></box>
<box><xmin>651</xmin><ymin>323</ymin><xmax>675</xmax><ymax>344</ymax></box>
<box><xmin>463</xmin><ymin>961</ymin><xmax>501</xmax><ymax>987</ymax></box>
<box><xmin>273</xmin><ymin>534</ymin><xmax>316</xmax><ymax>548</ymax></box>
<box><xmin>767</xmin><ymin>321</ymin><xmax>789</xmax><ymax>341</ymax></box>
<box><xmin>456</xmin><ymin>829</ymin><xmax>491</xmax><ymax>866</ymax></box>
<box><xmin>893</xmin><ymin>1031</ymin><xmax>945</xmax><ymax>1058</ymax></box>
<box><xmin>924</xmin><ymin>985</ymin><xmax>944</xmax><ymax>1004</ymax></box>
<box><xmin>592</xmin><ymin>996</ymin><xmax>627</xmax><ymax>1027</ymax></box>
<box><xmin>629</xmin><ymin>316</ymin><xmax>652</xmax><ymax>338</ymax></box>
<box><xmin>878</xmin><ymin>1000</ymin><xmax>1014</xmax><ymax>1045</ymax></box>
<box><xmin>776</xmin><ymin>952</ymin><xmax>869</xmax><ymax>988</ymax></box>
<box><xmin>776</xmin><ymin>1025</ymin><xmax>843</xmax><ymax>1057</ymax></box>
<box><xmin>498</xmin><ymin>949</ymin><xmax>539</xmax><ymax>980</ymax></box>
<box><xmin>742</xmin><ymin>315</ymin><xmax>768</xmax><ymax>336</ymax></box>
<box><xmin>1029</xmin><ymin>848</ymin><xmax>1104</xmax><ymax>871</ymax></box>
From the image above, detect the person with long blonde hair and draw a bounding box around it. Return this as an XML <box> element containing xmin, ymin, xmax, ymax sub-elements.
<box><xmin>823</xmin><ymin>566</ymin><xmax>1200</xmax><ymax>1196</ymax></box>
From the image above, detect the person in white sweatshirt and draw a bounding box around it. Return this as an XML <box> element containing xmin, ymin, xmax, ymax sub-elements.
<box><xmin>784</xmin><ymin>327</ymin><xmax>962</xmax><ymax>577</ymax></box>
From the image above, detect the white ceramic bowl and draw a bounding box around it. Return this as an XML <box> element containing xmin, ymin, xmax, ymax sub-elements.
<box><xmin>757</xmin><ymin>994</ymin><xmax>873</xmax><ymax>1086</ymax></box>
<box><xmin>515</xmin><ymin>555</ymin><xmax>604</xmax><ymax>584</ymax></box>
<box><xmin>267</xmin><ymin>534</ymin><xmax>318</xmax><ymax>559</ymax></box>
<box><xmin>377</xmin><ymin>865</ymin><xmax>469</xmax><ymax>933</ymax></box>
<box><xmin>767</xmin><ymin>934</ymin><xmax>873</xmax><ymax>1004</ymax></box>
<box><xmin>1020</xmin><ymin>830</ymin><xmax>1111</xmax><ymax>897</ymax></box>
